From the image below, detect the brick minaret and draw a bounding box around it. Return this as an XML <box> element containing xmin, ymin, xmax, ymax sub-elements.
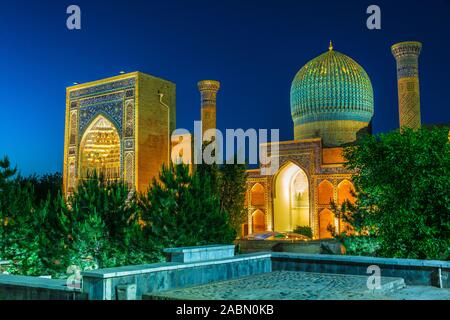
<box><xmin>391</xmin><ymin>41</ymin><xmax>422</xmax><ymax>130</ymax></box>
<box><xmin>198</xmin><ymin>80</ymin><xmax>220</xmax><ymax>141</ymax></box>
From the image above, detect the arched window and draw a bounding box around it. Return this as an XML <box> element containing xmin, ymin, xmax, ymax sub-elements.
<box><xmin>337</xmin><ymin>180</ymin><xmax>356</xmax><ymax>205</ymax></box>
<box><xmin>251</xmin><ymin>183</ymin><xmax>265</xmax><ymax>206</ymax></box>
<box><xmin>318</xmin><ymin>180</ymin><xmax>334</xmax><ymax>205</ymax></box>
<box><xmin>319</xmin><ymin>208</ymin><xmax>335</xmax><ymax>239</ymax></box>
<box><xmin>241</xmin><ymin>223</ymin><xmax>249</xmax><ymax>237</ymax></box>
<box><xmin>252</xmin><ymin>210</ymin><xmax>266</xmax><ymax>233</ymax></box>
<box><xmin>337</xmin><ymin>180</ymin><xmax>356</xmax><ymax>235</ymax></box>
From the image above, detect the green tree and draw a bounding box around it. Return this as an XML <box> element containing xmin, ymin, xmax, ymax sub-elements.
<box><xmin>67</xmin><ymin>173</ymin><xmax>141</xmax><ymax>269</ymax></box>
<box><xmin>0</xmin><ymin>156</ymin><xmax>20</xmax><ymax>240</ymax></box>
<box><xmin>0</xmin><ymin>156</ymin><xmax>17</xmax><ymax>187</ymax></box>
<box><xmin>343</xmin><ymin>126</ymin><xmax>450</xmax><ymax>260</ymax></box>
<box><xmin>0</xmin><ymin>155</ymin><xmax>243</xmax><ymax>276</ymax></box>
<box><xmin>218</xmin><ymin>161</ymin><xmax>247</xmax><ymax>236</ymax></box>
<box><xmin>140</xmin><ymin>163</ymin><xmax>235</xmax><ymax>249</ymax></box>
<box><xmin>0</xmin><ymin>157</ymin><xmax>44</xmax><ymax>275</ymax></box>
<box><xmin>18</xmin><ymin>173</ymin><xmax>62</xmax><ymax>206</ymax></box>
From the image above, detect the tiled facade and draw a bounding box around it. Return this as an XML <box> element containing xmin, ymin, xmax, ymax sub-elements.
<box><xmin>63</xmin><ymin>72</ymin><xmax>176</xmax><ymax>194</ymax></box>
<box><xmin>244</xmin><ymin>139</ymin><xmax>355</xmax><ymax>239</ymax></box>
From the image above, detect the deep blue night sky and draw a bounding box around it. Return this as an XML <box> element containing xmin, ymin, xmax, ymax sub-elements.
<box><xmin>0</xmin><ymin>0</ymin><xmax>449</xmax><ymax>175</ymax></box>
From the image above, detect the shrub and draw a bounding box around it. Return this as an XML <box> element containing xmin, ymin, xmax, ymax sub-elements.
<box><xmin>341</xmin><ymin>236</ymin><xmax>381</xmax><ymax>257</ymax></box>
<box><xmin>293</xmin><ymin>225</ymin><xmax>313</xmax><ymax>239</ymax></box>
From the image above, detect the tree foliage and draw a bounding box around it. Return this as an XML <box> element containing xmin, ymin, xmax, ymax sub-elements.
<box><xmin>140</xmin><ymin>163</ymin><xmax>236</xmax><ymax>248</ymax></box>
<box><xmin>0</xmin><ymin>156</ymin><xmax>243</xmax><ymax>277</ymax></box>
<box><xmin>218</xmin><ymin>161</ymin><xmax>247</xmax><ymax>236</ymax></box>
<box><xmin>343</xmin><ymin>126</ymin><xmax>450</xmax><ymax>260</ymax></box>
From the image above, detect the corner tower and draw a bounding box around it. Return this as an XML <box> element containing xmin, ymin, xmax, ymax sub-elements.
<box><xmin>391</xmin><ymin>41</ymin><xmax>422</xmax><ymax>130</ymax></box>
<box><xmin>198</xmin><ymin>80</ymin><xmax>220</xmax><ymax>142</ymax></box>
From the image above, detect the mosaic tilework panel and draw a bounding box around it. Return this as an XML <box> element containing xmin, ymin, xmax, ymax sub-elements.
<box><xmin>290</xmin><ymin>49</ymin><xmax>374</xmax><ymax>124</ymax></box>
<box><xmin>78</xmin><ymin>99</ymin><xmax>124</xmax><ymax>136</ymax></box>
<box><xmin>69</xmin><ymin>78</ymin><xmax>136</xmax><ymax>99</ymax></box>
<box><xmin>395</xmin><ymin>56</ymin><xmax>420</xmax><ymax>78</ymax></box>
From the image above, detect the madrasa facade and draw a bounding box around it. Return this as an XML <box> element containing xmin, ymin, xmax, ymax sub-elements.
<box><xmin>63</xmin><ymin>41</ymin><xmax>423</xmax><ymax>239</ymax></box>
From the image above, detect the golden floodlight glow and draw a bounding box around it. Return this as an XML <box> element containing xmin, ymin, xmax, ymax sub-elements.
<box><xmin>79</xmin><ymin>116</ymin><xmax>121</xmax><ymax>180</ymax></box>
<box><xmin>273</xmin><ymin>162</ymin><xmax>310</xmax><ymax>232</ymax></box>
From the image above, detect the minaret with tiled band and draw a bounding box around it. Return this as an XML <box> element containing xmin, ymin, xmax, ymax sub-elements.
<box><xmin>198</xmin><ymin>80</ymin><xmax>220</xmax><ymax>142</ymax></box>
<box><xmin>391</xmin><ymin>41</ymin><xmax>422</xmax><ymax>130</ymax></box>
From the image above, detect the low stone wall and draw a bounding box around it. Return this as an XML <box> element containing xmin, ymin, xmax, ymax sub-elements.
<box><xmin>0</xmin><ymin>260</ymin><xmax>11</xmax><ymax>273</ymax></box>
<box><xmin>163</xmin><ymin>244</ymin><xmax>235</xmax><ymax>263</ymax></box>
<box><xmin>1</xmin><ymin>249</ymin><xmax>449</xmax><ymax>300</ymax></box>
<box><xmin>272</xmin><ymin>253</ymin><xmax>450</xmax><ymax>288</ymax></box>
<box><xmin>0</xmin><ymin>275</ymin><xmax>87</xmax><ymax>300</ymax></box>
<box><xmin>81</xmin><ymin>252</ymin><xmax>272</xmax><ymax>300</ymax></box>
<box><xmin>236</xmin><ymin>239</ymin><xmax>344</xmax><ymax>255</ymax></box>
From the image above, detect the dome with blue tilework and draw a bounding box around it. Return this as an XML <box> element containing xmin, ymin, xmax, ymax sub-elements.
<box><xmin>290</xmin><ymin>42</ymin><xmax>374</xmax><ymax>146</ymax></box>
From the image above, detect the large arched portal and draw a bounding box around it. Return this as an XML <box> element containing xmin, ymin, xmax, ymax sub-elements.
<box><xmin>79</xmin><ymin>116</ymin><xmax>121</xmax><ymax>180</ymax></box>
<box><xmin>273</xmin><ymin>162</ymin><xmax>310</xmax><ymax>232</ymax></box>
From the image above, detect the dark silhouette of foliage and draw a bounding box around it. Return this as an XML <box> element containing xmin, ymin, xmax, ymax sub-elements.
<box><xmin>139</xmin><ymin>163</ymin><xmax>235</xmax><ymax>248</ymax></box>
<box><xmin>342</xmin><ymin>126</ymin><xmax>450</xmax><ymax>260</ymax></box>
<box><xmin>0</xmin><ymin>157</ymin><xmax>241</xmax><ymax>277</ymax></box>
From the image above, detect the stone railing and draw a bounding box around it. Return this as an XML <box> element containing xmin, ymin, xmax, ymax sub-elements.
<box><xmin>163</xmin><ymin>244</ymin><xmax>235</xmax><ymax>263</ymax></box>
<box><xmin>0</xmin><ymin>274</ymin><xmax>87</xmax><ymax>300</ymax></box>
<box><xmin>0</xmin><ymin>260</ymin><xmax>11</xmax><ymax>274</ymax></box>
<box><xmin>271</xmin><ymin>252</ymin><xmax>450</xmax><ymax>288</ymax></box>
<box><xmin>81</xmin><ymin>249</ymin><xmax>271</xmax><ymax>300</ymax></box>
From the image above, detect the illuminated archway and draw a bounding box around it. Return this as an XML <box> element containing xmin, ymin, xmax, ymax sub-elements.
<box><xmin>273</xmin><ymin>162</ymin><xmax>310</xmax><ymax>232</ymax></box>
<box><xmin>251</xmin><ymin>183</ymin><xmax>265</xmax><ymax>206</ymax></box>
<box><xmin>252</xmin><ymin>210</ymin><xmax>266</xmax><ymax>233</ymax></box>
<box><xmin>79</xmin><ymin>115</ymin><xmax>121</xmax><ymax>180</ymax></box>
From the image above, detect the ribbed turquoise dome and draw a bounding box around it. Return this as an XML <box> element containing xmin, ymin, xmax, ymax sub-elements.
<box><xmin>290</xmin><ymin>45</ymin><xmax>374</xmax><ymax>127</ymax></box>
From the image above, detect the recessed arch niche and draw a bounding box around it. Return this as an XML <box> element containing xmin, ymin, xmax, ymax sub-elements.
<box><xmin>273</xmin><ymin>162</ymin><xmax>310</xmax><ymax>232</ymax></box>
<box><xmin>79</xmin><ymin>115</ymin><xmax>121</xmax><ymax>180</ymax></box>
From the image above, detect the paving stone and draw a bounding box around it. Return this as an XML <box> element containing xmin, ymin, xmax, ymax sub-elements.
<box><xmin>144</xmin><ymin>271</ymin><xmax>411</xmax><ymax>300</ymax></box>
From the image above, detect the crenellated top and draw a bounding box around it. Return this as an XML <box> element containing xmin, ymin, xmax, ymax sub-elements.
<box><xmin>391</xmin><ymin>41</ymin><xmax>422</xmax><ymax>59</ymax></box>
<box><xmin>198</xmin><ymin>80</ymin><xmax>220</xmax><ymax>108</ymax></box>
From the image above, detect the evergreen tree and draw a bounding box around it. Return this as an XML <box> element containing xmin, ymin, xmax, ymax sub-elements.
<box><xmin>218</xmin><ymin>161</ymin><xmax>247</xmax><ymax>236</ymax></box>
<box><xmin>197</xmin><ymin>146</ymin><xmax>248</xmax><ymax>238</ymax></box>
<box><xmin>140</xmin><ymin>163</ymin><xmax>235</xmax><ymax>249</ymax></box>
<box><xmin>18</xmin><ymin>173</ymin><xmax>62</xmax><ymax>206</ymax></box>
<box><xmin>0</xmin><ymin>154</ymin><xmax>244</xmax><ymax>276</ymax></box>
<box><xmin>67</xmin><ymin>173</ymin><xmax>140</xmax><ymax>269</ymax></box>
<box><xmin>0</xmin><ymin>158</ymin><xmax>43</xmax><ymax>275</ymax></box>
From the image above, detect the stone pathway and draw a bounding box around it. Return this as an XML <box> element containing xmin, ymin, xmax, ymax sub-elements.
<box><xmin>144</xmin><ymin>271</ymin><xmax>450</xmax><ymax>300</ymax></box>
<box><xmin>388</xmin><ymin>285</ymin><xmax>450</xmax><ymax>300</ymax></box>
